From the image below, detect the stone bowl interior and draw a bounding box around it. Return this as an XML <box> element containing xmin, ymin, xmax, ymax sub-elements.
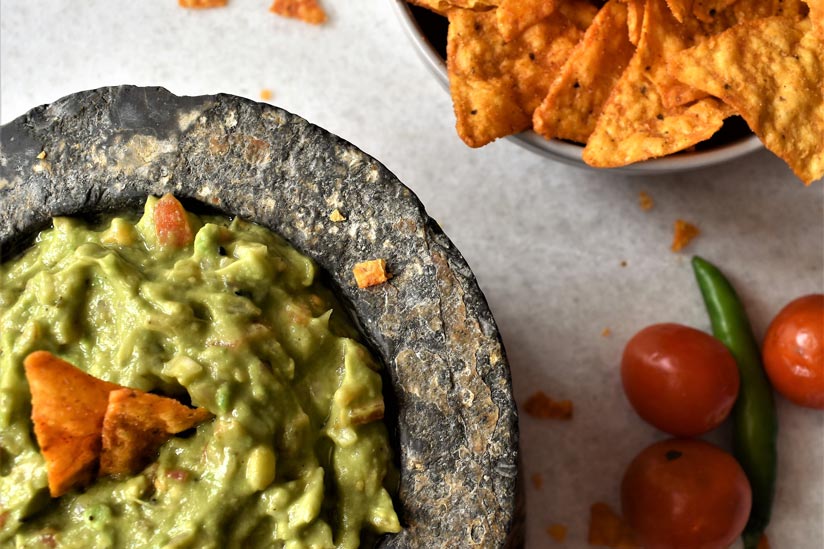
<box><xmin>0</xmin><ymin>86</ymin><xmax>523</xmax><ymax>547</ymax></box>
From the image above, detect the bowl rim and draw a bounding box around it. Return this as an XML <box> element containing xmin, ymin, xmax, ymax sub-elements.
<box><xmin>390</xmin><ymin>0</ymin><xmax>764</xmax><ymax>175</ymax></box>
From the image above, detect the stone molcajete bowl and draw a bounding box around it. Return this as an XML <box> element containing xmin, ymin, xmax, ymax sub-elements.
<box><xmin>0</xmin><ymin>86</ymin><xmax>523</xmax><ymax>547</ymax></box>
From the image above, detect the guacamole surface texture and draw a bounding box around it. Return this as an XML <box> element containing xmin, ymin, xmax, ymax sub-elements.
<box><xmin>0</xmin><ymin>196</ymin><xmax>401</xmax><ymax>548</ymax></box>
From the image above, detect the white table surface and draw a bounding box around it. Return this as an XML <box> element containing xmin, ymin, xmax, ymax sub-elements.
<box><xmin>2</xmin><ymin>1</ymin><xmax>822</xmax><ymax>547</ymax></box>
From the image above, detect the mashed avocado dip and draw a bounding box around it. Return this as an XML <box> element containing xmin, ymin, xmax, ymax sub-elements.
<box><xmin>0</xmin><ymin>196</ymin><xmax>401</xmax><ymax>548</ymax></box>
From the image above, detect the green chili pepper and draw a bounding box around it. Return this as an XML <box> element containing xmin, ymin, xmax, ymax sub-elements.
<box><xmin>691</xmin><ymin>256</ymin><xmax>777</xmax><ymax>549</ymax></box>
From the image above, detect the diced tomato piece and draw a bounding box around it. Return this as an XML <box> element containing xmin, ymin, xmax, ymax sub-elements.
<box><xmin>154</xmin><ymin>194</ymin><xmax>194</xmax><ymax>248</ymax></box>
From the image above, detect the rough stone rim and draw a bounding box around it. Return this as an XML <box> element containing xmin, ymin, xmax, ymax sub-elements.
<box><xmin>0</xmin><ymin>86</ymin><xmax>523</xmax><ymax>548</ymax></box>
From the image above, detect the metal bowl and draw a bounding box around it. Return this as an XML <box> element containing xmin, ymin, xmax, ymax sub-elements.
<box><xmin>391</xmin><ymin>1</ymin><xmax>763</xmax><ymax>175</ymax></box>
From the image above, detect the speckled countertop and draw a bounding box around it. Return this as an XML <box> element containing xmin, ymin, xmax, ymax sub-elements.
<box><xmin>1</xmin><ymin>1</ymin><xmax>822</xmax><ymax>547</ymax></box>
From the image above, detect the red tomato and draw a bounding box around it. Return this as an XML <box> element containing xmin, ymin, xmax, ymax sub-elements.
<box><xmin>154</xmin><ymin>194</ymin><xmax>194</xmax><ymax>248</ymax></box>
<box><xmin>762</xmin><ymin>294</ymin><xmax>824</xmax><ymax>409</ymax></box>
<box><xmin>621</xmin><ymin>323</ymin><xmax>739</xmax><ymax>437</ymax></box>
<box><xmin>621</xmin><ymin>438</ymin><xmax>752</xmax><ymax>549</ymax></box>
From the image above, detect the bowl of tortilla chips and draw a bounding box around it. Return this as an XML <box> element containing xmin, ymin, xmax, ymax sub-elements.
<box><xmin>393</xmin><ymin>0</ymin><xmax>822</xmax><ymax>182</ymax></box>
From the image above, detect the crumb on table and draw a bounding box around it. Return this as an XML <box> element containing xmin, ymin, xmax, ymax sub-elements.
<box><xmin>523</xmin><ymin>391</ymin><xmax>573</xmax><ymax>420</ymax></box>
<box><xmin>638</xmin><ymin>191</ymin><xmax>654</xmax><ymax>211</ymax></box>
<box><xmin>588</xmin><ymin>502</ymin><xmax>637</xmax><ymax>548</ymax></box>
<box><xmin>260</xmin><ymin>89</ymin><xmax>273</xmax><ymax>101</ymax></box>
<box><xmin>329</xmin><ymin>209</ymin><xmax>347</xmax><ymax>222</ymax></box>
<box><xmin>601</xmin><ymin>328</ymin><xmax>612</xmax><ymax>337</ymax></box>
<box><xmin>671</xmin><ymin>219</ymin><xmax>700</xmax><ymax>252</ymax></box>
<box><xmin>353</xmin><ymin>259</ymin><xmax>390</xmax><ymax>289</ymax></box>
<box><xmin>178</xmin><ymin>0</ymin><xmax>228</xmax><ymax>8</ymax></box>
<box><xmin>269</xmin><ymin>0</ymin><xmax>327</xmax><ymax>24</ymax></box>
<box><xmin>547</xmin><ymin>523</ymin><xmax>568</xmax><ymax>543</ymax></box>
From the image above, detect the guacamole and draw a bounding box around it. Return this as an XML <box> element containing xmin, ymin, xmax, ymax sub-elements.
<box><xmin>0</xmin><ymin>196</ymin><xmax>401</xmax><ymax>548</ymax></box>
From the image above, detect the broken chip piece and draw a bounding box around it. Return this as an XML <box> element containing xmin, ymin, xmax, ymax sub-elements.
<box><xmin>269</xmin><ymin>0</ymin><xmax>327</xmax><ymax>24</ymax></box>
<box><xmin>178</xmin><ymin>0</ymin><xmax>228</xmax><ymax>7</ymax></box>
<box><xmin>523</xmin><ymin>390</ymin><xmax>573</xmax><ymax>420</ymax></box>
<box><xmin>353</xmin><ymin>259</ymin><xmax>391</xmax><ymax>288</ymax></box>
<box><xmin>24</xmin><ymin>351</ymin><xmax>121</xmax><ymax>497</ymax></box>
<box><xmin>671</xmin><ymin>219</ymin><xmax>700</xmax><ymax>251</ymax></box>
<box><xmin>588</xmin><ymin>502</ymin><xmax>638</xmax><ymax>548</ymax></box>
<box><xmin>100</xmin><ymin>389</ymin><xmax>213</xmax><ymax>476</ymax></box>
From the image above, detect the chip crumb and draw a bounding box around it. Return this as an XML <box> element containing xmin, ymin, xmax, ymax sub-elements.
<box><xmin>270</xmin><ymin>0</ymin><xmax>326</xmax><ymax>24</ymax></box>
<box><xmin>523</xmin><ymin>391</ymin><xmax>573</xmax><ymax>420</ymax></box>
<box><xmin>620</xmin><ymin>260</ymin><xmax>627</xmax><ymax>267</ymax></box>
<box><xmin>638</xmin><ymin>191</ymin><xmax>654</xmax><ymax>211</ymax></box>
<box><xmin>260</xmin><ymin>89</ymin><xmax>273</xmax><ymax>101</ymax></box>
<box><xmin>547</xmin><ymin>523</ymin><xmax>568</xmax><ymax>542</ymax></box>
<box><xmin>588</xmin><ymin>502</ymin><xmax>637</xmax><ymax>548</ymax></box>
<box><xmin>601</xmin><ymin>328</ymin><xmax>612</xmax><ymax>337</ymax></box>
<box><xmin>671</xmin><ymin>219</ymin><xmax>700</xmax><ymax>252</ymax></box>
<box><xmin>329</xmin><ymin>208</ymin><xmax>347</xmax><ymax>222</ymax></box>
<box><xmin>531</xmin><ymin>472</ymin><xmax>544</xmax><ymax>489</ymax></box>
<box><xmin>36</xmin><ymin>150</ymin><xmax>47</xmax><ymax>160</ymax></box>
<box><xmin>178</xmin><ymin>0</ymin><xmax>228</xmax><ymax>8</ymax></box>
<box><xmin>353</xmin><ymin>259</ymin><xmax>390</xmax><ymax>289</ymax></box>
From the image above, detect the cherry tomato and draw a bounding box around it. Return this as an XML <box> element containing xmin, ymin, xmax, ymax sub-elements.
<box><xmin>621</xmin><ymin>438</ymin><xmax>752</xmax><ymax>549</ymax></box>
<box><xmin>762</xmin><ymin>294</ymin><xmax>824</xmax><ymax>409</ymax></box>
<box><xmin>621</xmin><ymin>323</ymin><xmax>739</xmax><ymax>437</ymax></box>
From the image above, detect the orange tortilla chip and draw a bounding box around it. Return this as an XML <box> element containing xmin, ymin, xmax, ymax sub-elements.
<box><xmin>269</xmin><ymin>0</ymin><xmax>327</xmax><ymax>24</ymax></box>
<box><xmin>178</xmin><ymin>0</ymin><xmax>227</xmax><ymax>7</ymax></box>
<box><xmin>408</xmin><ymin>0</ymin><xmax>498</xmax><ymax>15</ymax></box>
<box><xmin>100</xmin><ymin>389</ymin><xmax>212</xmax><ymax>476</ymax></box>
<box><xmin>647</xmin><ymin>0</ymin><xmax>712</xmax><ymax>110</ymax></box>
<box><xmin>24</xmin><ymin>351</ymin><xmax>121</xmax><ymax>497</ymax></box>
<box><xmin>691</xmin><ymin>0</ymin><xmax>739</xmax><ymax>22</ymax></box>
<box><xmin>810</xmin><ymin>0</ymin><xmax>824</xmax><ymax>38</ymax></box>
<box><xmin>533</xmin><ymin>0</ymin><xmax>635</xmax><ymax>143</ymax></box>
<box><xmin>623</xmin><ymin>0</ymin><xmax>645</xmax><ymax>45</ymax></box>
<box><xmin>496</xmin><ymin>0</ymin><xmax>558</xmax><ymax>42</ymax></box>
<box><xmin>447</xmin><ymin>4</ymin><xmax>589</xmax><ymax>147</ymax></box>
<box><xmin>556</xmin><ymin>0</ymin><xmax>600</xmax><ymax>29</ymax></box>
<box><xmin>656</xmin><ymin>0</ymin><xmax>806</xmax><ymax>109</ymax></box>
<box><xmin>582</xmin><ymin>0</ymin><xmax>730</xmax><ymax>167</ymax></box>
<box><xmin>671</xmin><ymin>16</ymin><xmax>824</xmax><ymax>184</ymax></box>
<box><xmin>664</xmin><ymin>0</ymin><xmax>693</xmax><ymax>21</ymax></box>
